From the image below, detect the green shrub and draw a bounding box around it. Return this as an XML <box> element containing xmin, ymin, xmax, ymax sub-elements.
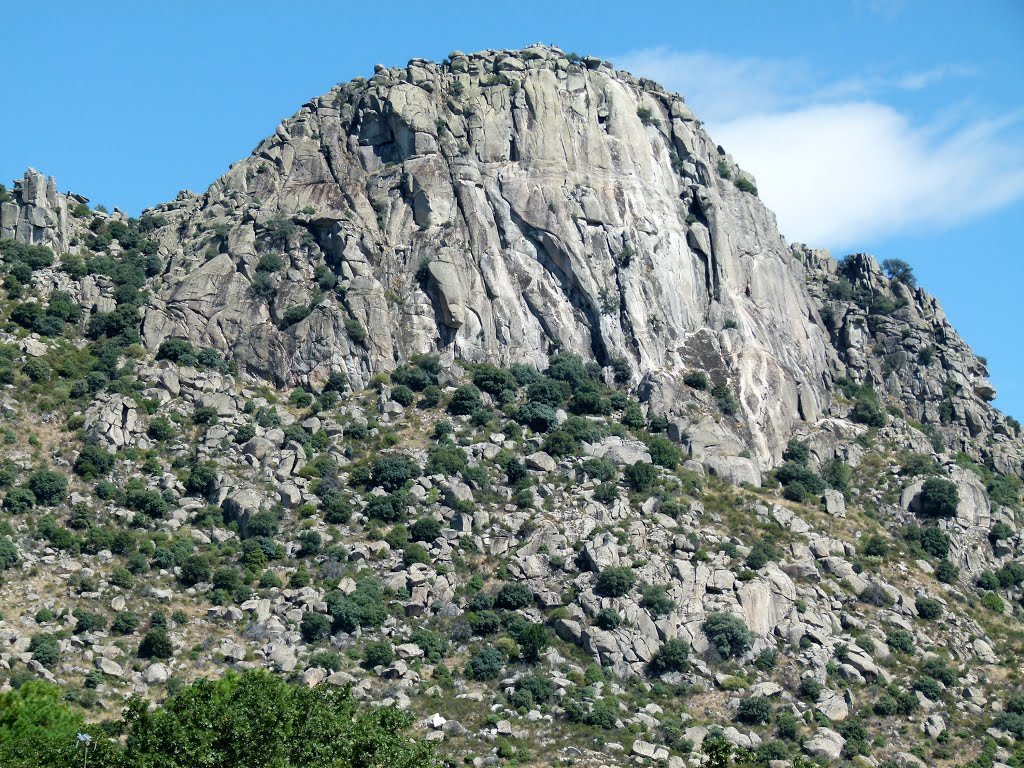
<box><xmin>44</xmin><ymin>669</ymin><xmax>436</xmax><ymax>768</ymax></box>
<box><xmin>595</xmin><ymin>608</ymin><xmax>621</xmax><ymax>630</ymax></box>
<box><xmin>684</xmin><ymin>371</ymin><xmax>708</xmax><ymax>390</ymax></box>
<box><xmin>776</xmin><ymin>711</ymin><xmax>799</xmax><ymax>740</ymax></box>
<box><xmin>0</xmin><ymin>539</ymin><xmax>18</xmax><ymax>571</ymax></box>
<box><xmin>862</xmin><ymin>535</ymin><xmax>888</xmax><ymax>558</ymax></box>
<box><xmin>344</xmin><ymin>318</ymin><xmax>367</xmax><ymax>344</ymax></box>
<box><xmin>178</xmin><ymin>554</ymin><xmax>211</xmax><ymax>586</ymax></box>
<box><xmin>911</xmin><ymin>526</ymin><xmax>951</xmax><ymax>558</ymax></box>
<box><xmin>919</xmin><ymin>477</ymin><xmax>960</xmax><ymax>518</ymax></box>
<box><xmin>746</xmin><ymin>540</ymin><xmax>780</xmax><ymax>570</ymax></box>
<box><xmin>581</xmin><ymin>457</ymin><xmax>617</xmax><ymax>482</ymax></box>
<box><xmin>596</xmin><ymin>566</ymin><xmax>636</xmax><ymax>597</ymax></box>
<box><xmin>73</xmin><ymin>445</ymin><xmax>114</xmax><ymax>479</ymax></box>
<box><xmin>3</xmin><ymin>487</ymin><xmax>35</xmax><ymax>514</ymax></box>
<box><xmin>525</xmin><ymin>378</ymin><xmax>568</xmax><ymax>408</ymax></box>
<box><xmin>920</xmin><ymin>657</ymin><xmax>958</xmax><ymax>686</ymax></box>
<box><xmin>363</xmin><ymin>493</ymin><xmax>405</xmax><ymax>523</ymax></box>
<box><xmin>448</xmin><ymin>384</ymin><xmax>482</xmax><ymax>415</ymax></box>
<box><xmin>514</xmin><ymin>401</ymin><xmax>558</xmax><ymax>432</ymax></box>
<box><xmin>425</xmin><ymin>443</ymin><xmax>468</xmax><ymax>475</ymax></box>
<box><xmin>702</xmin><ymin>612</ymin><xmax>754</xmax><ymax>658</ymax></box>
<box><xmin>402</xmin><ymin>543</ymin><xmax>430</xmax><ymax>566</ymax></box>
<box><xmin>465</xmin><ymin>646</ymin><xmax>504</xmax><ymax>680</ymax></box>
<box><xmin>782</xmin><ymin>439</ymin><xmax>810</xmax><ymax>465</ymax></box>
<box><xmin>250</xmin><ymin>272</ymin><xmax>277</xmax><ymax>299</ymax></box>
<box><xmin>112</xmin><ymin>611</ymin><xmax>141</xmax><ymax>635</ymax></box>
<box><xmin>647</xmin><ymin>436</ymin><xmax>682</xmax><ymax>469</ymax></box>
<box><xmin>882</xmin><ymin>258</ymin><xmax>916</xmax><ymax>288</ymax></box>
<box><xmin>411</xmin><ymin>629</ymin><xmax>448</xmax><ymax>663</ymax></box>
<box><xmin>299</xmin><ymin>614</ymin><xmax>329</xmax><ymax>643</ymax></box>
<box><xmin>886</xmin><ymin>629</ymin><xmax>915</xmax><ymax>654</ymax></box>
<box><xmin>363</xmin><ymin>640</ymin><xmax>395</xmax><ymax>668</ymax></box>
<box><xmin>156</xmin><ymin>337</ymin><xmax>197</xmax><ymax>366</ymax></box>
<box><xmin>409</xmin><ymin>517</ymin><xmax>442</xmax><ymax>542</ymax></box>
<box><xmin>495</xmin><ymin>583</ymin><xmax>533</xmax><ymax>610</ymax></box>
<box><xmin>711</xmin><ymin>381</ymin><xmax>738</xmax><ymax>415</ymax></box>
<box><xmin>535</xmin><ymin>430</ymin><xmax>573</xmax><ymax>460</ymax></box>
<box><xmin>916</xmin><ymin>597</ymin><xmax>942</xmax><ymax>620</ymax></box>
<box><xmin>822</xmin><ymin>458</ymin><xmax>852</xmax><ymax>493</ymax></box>
<box><xmin>937</xmin><ymin>561</ymin><xmax>958</xmax><ymax>581</ymax></box>
<box><xmin>468</xmin><ymin>610</ymin><xmax>500</xmax><ymax>635</ymax></box>
<box><xmin>797</xmin><ymin>677</ymin><xmax>822</xmax><ymax>700</ymax></box>
<box><xmin>138</xmin><ymin>627</ymin><xmax>173</xmax><ymax>659</ymax></box>
<box><xmin>640</xmin><ymin>585</ymin><xmax>675</xmax><ymax>616</ymax></box>
<box><xmin>513</xmin><ymin>622</ymin><xmax>549</xmax><ymax>662</ymax></box>
<box><xmin>28</xmin><ymin>471</ymin><xmax>67</xmax><ymax>506</ymax></box>
<box><xmin>647</xmin><ymin>638</ymin><xmax>689</xmax><ymax>676</ymax></box>
<box><xmin>371</xmin><ymin>455</ymin><xmax>419</xmax><ymax>492</ymax></box>
<box><xmin>754</xmin><ymin>647</ymin><xmax>778</xmax><ymax>671</ymax></box>
<box><xmin>256</xmin><ymin>253</ymin><xmax>284</xmax><ymax>273</ymax></box>
<box><xmin>624</xmin><ymin>461</ymin><xmax>658</xmax><ymax>491</ymax></box>
<box><xmin>914</xmin><ymin>676</ymin><xmax>942</xmax><ymax>701</ymax></box>
<box><xmin>859</xmin><ymin>583</ymin><xmax>894</xmax><ymax>607</ymax></box>
<box><xmin>22</xmin><ymin>357</ymin><xmax>50</xmax><ymax>382</ymax></box>
<box><xmin>981</xmin><ymin>591</ymin><xmax>1005</xmax><ymax>612</ymax></box>
<box><xmin>736</xmin><ymin>696</ymin><xmax>772</xmax><ymax>725</ymax></box>
<box><xmin>280</xmin><ymin>304</ymin><xmax>312</xmax><ymax>328</ymax></box>
<box><xmin>308</xmin><ymin>651</ymin><xmax>342</xmax><ymax>672</ymax></box>
<box><xmin>28</xmin><ymin>633</ymin><xmax>61</xmax><ymax>669</ymax></box>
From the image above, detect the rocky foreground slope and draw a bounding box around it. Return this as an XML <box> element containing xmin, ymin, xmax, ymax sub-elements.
<box><xmin>1</xmin><ymin>46</ymin><xmax>1023</xmax><ymax>768</ymax></box>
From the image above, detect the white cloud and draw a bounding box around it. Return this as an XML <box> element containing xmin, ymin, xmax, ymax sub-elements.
<box><xmin>611</xmin><ymin>49</ymin><xmax>1024</xmax><ymax>247</ymax></box>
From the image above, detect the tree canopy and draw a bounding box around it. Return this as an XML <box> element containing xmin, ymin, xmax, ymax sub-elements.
<box><xmin>0</xmin><ymin>670</ymin><xmax>437</xmax><ymax>768</ymax></box>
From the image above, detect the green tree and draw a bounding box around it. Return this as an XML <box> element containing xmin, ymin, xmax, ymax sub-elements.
<box><xmin>28</xmin><ymin>633</ymin><xmax>61</xmax><ymax>669</ymax></box>
<box><xmin>702</xmin><ymin>612</ymin><xmax>754</xmax><ymax>659</ymax></box>
<box><xmin>647</xmin><ymin>638</ymin><xmax>689</xmax><ymax>676</ymax></box>
<box><xmin>882</xmin><ymin>258</ymin><xmax>916</xmax><ymax>288</ymax></box>
<box><xmin>596</xmin><ymin>566</ymin><xmax>636</xmax><ymax>597</ymax></box>
<box><xmin>28</xmin><ymin>471</ymin><xmax>67</xmax><ymax>506</ymax></box>
<box><xmin>301</xmin><ymin>612</ymin><xmax>332</xmax><ymax>644</ymax></box>
<box><xmin>919</xmin><ymin>477</ymin><xmax>960</xmax><ymax>518</ymax></box>
<box><xmin>0</xmin><ymin>681</ymin><xmax>95</xmax><ymax>768</ymax></box>
<box><xmin>139</xmin><ymin>627</ymin><xmax>174</xmax><ymax>659</ymax></box>
<box><xmin>448</xmin><ymin>384</ymin><xmax>482</xmax><ymax>415</ymax></box>
<box><xmin>119</xmin><ymin>669</ymin><xmax>436</xmax><ymax>768</ymax></box>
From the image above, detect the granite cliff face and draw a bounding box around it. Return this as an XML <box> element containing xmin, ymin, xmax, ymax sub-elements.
<box><xmin>1</xmin><ymin>47</ymin><xmax>1017</xmax><ymax>477</ymax></box>
<box><xmin>134</xmin><ymin>46</ymin><xmax>836</xmax><ymax>469</ymax></box>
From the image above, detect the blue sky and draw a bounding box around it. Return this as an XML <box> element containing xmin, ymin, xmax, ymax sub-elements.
<box><xmin>3</xmin><ymin>1</ymin><xmax>1022</xmax><ymax>417</ymax></box>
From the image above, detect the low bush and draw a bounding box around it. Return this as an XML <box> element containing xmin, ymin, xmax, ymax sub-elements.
<box><xmin>647</xmin><ymin>638</ymin><xmax>689</xmax><ymax>676</ymax></box>
<box><xmin>703</xmin><ymin>612</ymin><xmax>754</xmax><ymax>658</ymax></box>
<box><xmin>595</xmin><ymin>566</ymin><xmax>636</xmax><ymax>597</ymax></box>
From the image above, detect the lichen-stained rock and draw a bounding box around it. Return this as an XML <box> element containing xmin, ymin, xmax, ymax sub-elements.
<box><xmin>137</xmin><ymin>46</ymin><xmax>836</xmax><ymax>469</ymax></box>
<box><xmin>0</xmin><ymin>169</ymin><xmax>74</xmax><ymax>253</ymax></box>
<box><xmin>84</xmin><ymin>394</ymin><xmax>142</xmax><ymax>450</ymax></box>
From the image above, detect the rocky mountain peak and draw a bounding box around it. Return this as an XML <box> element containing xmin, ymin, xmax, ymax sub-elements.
<box><xmin>1</xmin><ymin>46</ymin><xmax>1024</xmax><ymax>768</ymax></box>
<box><xmin>126</xmin><ymin>45</ymin><xmax>835</xmax><ymax>468</ymax></box>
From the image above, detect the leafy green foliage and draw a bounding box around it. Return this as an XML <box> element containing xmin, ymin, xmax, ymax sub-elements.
<box><xmin>115</xmin><ymin>669</ymin><xmax>435</xmax><ymax>768</ymax></box>
<box><xmin>711</xmin><ymin>381</ymin><xmax>737</xmax><ymax>415</ymax></box>
<box><xmin>465</xmin><ymin>646</ymin><xmax>504</xmax><ymax>680</ymax></box>
<box><xmin>28</xmin><ymin>633</ymin><xmax>61</xmax><ymax>669</ymax></box>
<box><xmin>595</xmin><ymin>566</ymin><xmax>636</xmax><ymax>597</ymax></box>
<box><xmin>647</xmin><ymin>638</ymin><xmax>689</xmax><ymax>676</ymax></box>
<box><xmin>702</xmin><ymin>612</ymin><xmax>753</xmax><ymax>659</ymax></box>
<box><xmin>495</xmin><ymin>582</ymin><xmax>533</xmax><ymax>610</ymax></box>
<box><xmin>736</xmin><ymin>695</ymin><xmax>772</xmax><ymax>724</ymax></box>
<box><xmin>919</xmin><ymin>477</ymin><xmax>960</xmax><ymax>518</ymax></box>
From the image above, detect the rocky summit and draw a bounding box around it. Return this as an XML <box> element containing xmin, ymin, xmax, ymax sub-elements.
<box><xmin>0</xmin><ymin>45</ymin><xmax>1022</xmax><ymax>768</ymax></box>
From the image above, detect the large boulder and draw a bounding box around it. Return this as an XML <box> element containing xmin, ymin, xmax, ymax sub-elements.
<box><xmin>704</xmin><ymin>455</ymin><xmax>761</xmax><ymax>487</ymax></box>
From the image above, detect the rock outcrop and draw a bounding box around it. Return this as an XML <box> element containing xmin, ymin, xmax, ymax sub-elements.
<box><xmin>138</xmin><ymin>46</ymin><xmax>835</xmax><ymax>468</ymax></box>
